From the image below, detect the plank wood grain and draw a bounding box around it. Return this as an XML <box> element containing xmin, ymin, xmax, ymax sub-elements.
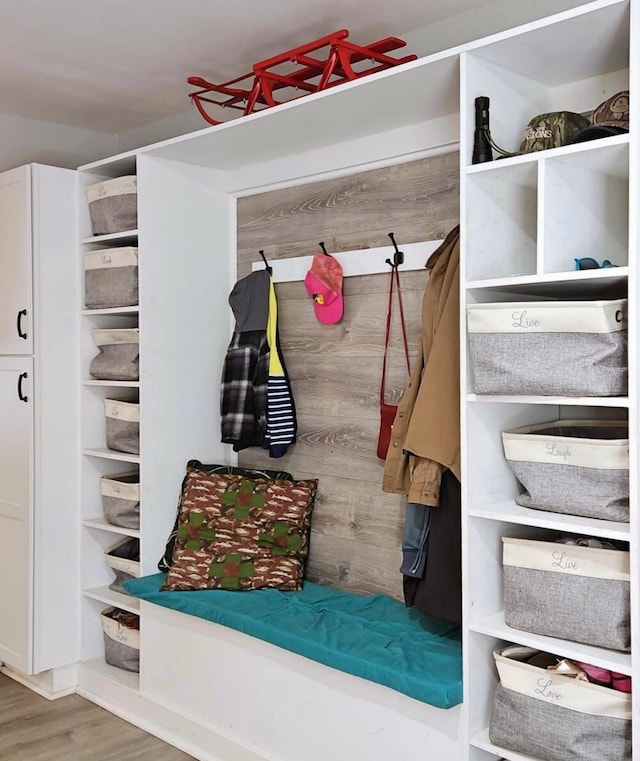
<box><xmin>237</xmin><ymin>152</ymin><xmax>459</xmax><ymax>597</ymax></box>
<box><xmin>0</xmin><ymin>674</ymin><xmax>192</xmax><ymax>761</ymax></box>
<box><xmin>237</xmin><ymin>153</ymin><xmax>459</xmax><ymax>258</ymax></box>
<box><xmin>306</xmin><ymin>534</ymin><xmax>403</xmax><ymax>601</ymax></box>
<box><xmin>308</xmin><ymin>477</ymin><xmax>405</xmax><ymax>551</ymax></box>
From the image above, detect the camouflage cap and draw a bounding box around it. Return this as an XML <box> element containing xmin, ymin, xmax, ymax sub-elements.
<box><xmin>592</xmin><ymin>90</ymin><xmax>629</xmax><ymax>129</ymax></box>
<box><xmin>572</xmin><ymin>90</ymin><xmax>629</xmax><ymax>143</ymax></box>
<box><xmin>519</xmin><ymin>111</ymin><xmax>590</xmax><ymax>153</ymax></box>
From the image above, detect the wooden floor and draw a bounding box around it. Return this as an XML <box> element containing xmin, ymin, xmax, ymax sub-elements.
<box><xmin>0</xmin><ymin>673</ymin><xmax>194</xmax><ymax>761</ymax></box>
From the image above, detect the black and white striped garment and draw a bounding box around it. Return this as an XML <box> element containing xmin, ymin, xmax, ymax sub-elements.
<box><xmin>266</xmin><ymin>375</ymin><xmax>296</xmax><ymax>458</ymax></box>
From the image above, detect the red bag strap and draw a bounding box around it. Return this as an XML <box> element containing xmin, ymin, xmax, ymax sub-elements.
<box><xmin>380</xmin><ymin>265</ymin><xmax>410</xmax><ymax>405</ymax></box>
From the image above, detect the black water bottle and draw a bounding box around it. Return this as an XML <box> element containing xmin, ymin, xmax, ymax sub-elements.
<box><xmin>472</xmin><ymin>96</ymin><xmax>493</xmax><ymax>164</ymax></box>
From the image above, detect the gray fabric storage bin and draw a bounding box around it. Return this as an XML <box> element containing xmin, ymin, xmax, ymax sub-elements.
<box><xmin>467</xmin><ymin>299</ymin><xmax>627</xmax><ymax>396</ymax></box>
<box><xmin>101</xmin><ymin>607</ymin><xmax>140</xmax><ymax>673</ymax></box>
<box><xmin>105</xmin><ymin>538</ymin><xmax>140</xmax><ymax>594</ymax></box>
<box><xmin>503</xmin><ymin>420</ymin><xmax>629</xmax><ymax>522</ymax></box>
<box><xmin>86</xmin><ymin>175</ymin><xmax>137</xmax><ymax>235</ymax></box>
<box><xmin>85</xmin><ymin>247</ymin><xmax>138</xmax><ymax>309</ymax></box>
<box><xmin>101</xmin><ymin>471</ymin><xmax>140</xmax><ymax>529</ymax></box>
<box><xmin>90</xmin><ymin>329</ymin><xmax>140</xmax><ymax>381</ymax></box>
<box><xmin>489</xmin><ymin>647</ymin><xmax>631</xmax><ymax>761</ymax></box>
<box><xmin>105</xmin><ymin>399</ymin><xmax>140</xmax><ymax>455</ymax></box>
<box><xmin>503</xmin><ymin>537</ymin><xmax>630</xmax><ymax>650</ymax></box>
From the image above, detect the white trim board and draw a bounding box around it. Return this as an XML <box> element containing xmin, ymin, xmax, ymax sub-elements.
<box><xmin>1</xmin><ymin>664</ymin><xmax>78</xmax><ymax>700</ymax></box>
<box><xmin>251</xmin><ymin>240</ymin><xmax>443</xmax><ymax>283</ymax></box>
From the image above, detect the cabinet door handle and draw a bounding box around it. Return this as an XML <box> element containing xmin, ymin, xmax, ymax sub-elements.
<box><xmin>17</xmin><ymin>372</ymin><xmax>28</xmax><ymax>403</ymax></box>
<box><xmin>16</xmin><ymin>309</ymin><xmax>27</xmax><ymax>340</ymax></box>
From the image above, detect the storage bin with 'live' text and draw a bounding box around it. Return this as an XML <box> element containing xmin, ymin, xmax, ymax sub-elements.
<box><xmin>503</xmin><ymin>537</ymin><xmax>630</xmax><ymax>651</ymax></box>
<box><xmin>101</xmin><ymin>471</ymin><xmax>140</xmax><ymax>529</ymax></box>
<box><xmin>502</xmin><ymin>420</ymin><xmax>629</xmax><ymax>522</ymax></box>
<box><xmin>101</xmin><ymin>607</ymin><xmax>140</xmax><ymax>673</ymax></box>
<box><xmin>467</xmin><ymin>299</ymin><xmax>627</xmax><ymax>396</ymax></box>
<box><xmin>86</xmin><ymin>175</ymin><xmax>137</xmax><ymax>236</ymax></box>
<box><xmin>104</xmin><ymin>399</ymin><xmax>139</xmax><ymax>455</ymax></box>
<box><xmin>84</xmin><ymin>248</ymin><xmax>138</xmax><ymax>309</ymax></box>
<box><xmin>105</xmin><ymin>538</ymin><xmax>140</xmax><ymax>594</ymax></box>
<box><xmin>90</xmin><ymin>329</ymin><xmax>139</xmax><ymax>381</ymax></box>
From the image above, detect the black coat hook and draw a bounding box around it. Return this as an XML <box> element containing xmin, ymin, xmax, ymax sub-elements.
<box><xmin>385</xmin><ymin>232</ymin><xmax>404</xmax><ymax>267</ymax></box>
<box><xmin>258</xmin><ymin>249</ymin><xmax>272</xmax><ymax>274</ymax></box>
<box><xmin>319</xmin><ymin>241</ymin><xmax>329</xmax><ymax>256</ymax></box>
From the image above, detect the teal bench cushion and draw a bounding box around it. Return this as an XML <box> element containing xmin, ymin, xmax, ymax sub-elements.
<box><xmin>123</xmin><ymin>573</ymin><xmax>462</xmax><ymax>709</ymax></box>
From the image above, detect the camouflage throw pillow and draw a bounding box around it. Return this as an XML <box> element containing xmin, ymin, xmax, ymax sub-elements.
<box><xmin>157</xmin><ymin>460</ymin><xmax>294</xmax><ymax>572</ymax></box>
<box><xmin>161</xmin><ymin>471</ymin><xmax>317</xmax><ymax>592</ymax></box>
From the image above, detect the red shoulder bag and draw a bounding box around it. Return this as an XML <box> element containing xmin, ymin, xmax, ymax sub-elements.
<box><xmin>376</xmin><ymin>264</ymin><xmax>411</xmax><ymax>460</ymax></box>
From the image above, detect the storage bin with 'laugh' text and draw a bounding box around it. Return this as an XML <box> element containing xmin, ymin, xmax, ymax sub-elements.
<box><xmin>502</xmin><ymin>420</ymin><xmax>629</xmax><ymax>522</ymax></box>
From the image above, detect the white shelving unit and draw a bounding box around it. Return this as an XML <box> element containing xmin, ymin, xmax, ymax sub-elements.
<box><xmin>78</xmin><ymin>156</ymin><xmax>143</xmax><ymax>685</ymax></box>
<box><xmin>71</xmin><ymin>1</ymin><xmax>639</xmax><ymax>759</ymax></box>
<box><xmin>77</xmin><ymin>144</ymin><xmax>233</xmax><ymax>689</ymax></box>
<box><xmin>460</xmin><ymin>1</ymin><xmax>637</xmax><ymax>759</ymax></box>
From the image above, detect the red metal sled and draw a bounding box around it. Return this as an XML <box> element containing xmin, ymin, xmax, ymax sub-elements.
<box><xmin>188</xmin><ymin>29</ymin><xmax>416</xmax><ymax>126</ymax></box>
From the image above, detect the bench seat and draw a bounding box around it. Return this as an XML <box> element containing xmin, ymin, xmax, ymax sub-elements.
<box><xmin>123</xmin><ymin>573</ymin><xmax>462</xmax><ymax>709</ymax></box>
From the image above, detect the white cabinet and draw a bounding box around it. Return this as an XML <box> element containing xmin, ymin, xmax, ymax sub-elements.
<box><xmin>0</xmin><ymin>167</ymin><xmax>32</xmax><ymax>355</ymax></box>
<box><xmin>0</xmin><ymin>164</ymin><xmax>79</xmax><ymax>678</ymax></box>
<box><xmin>69</xmin><ymin>0</ymin><xmax>640</xmax><ymax>757</ymax></box>
<box><xmin>0</xmin><ymin>357</ymin><xmax>33</xmax><ymax>673</ymax></box>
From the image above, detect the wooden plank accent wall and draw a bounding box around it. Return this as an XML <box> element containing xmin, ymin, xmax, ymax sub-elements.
<box><xmin>236</xmin><ymin>153</ymin><xmax>459</xmax><ymax>601</ymax></box>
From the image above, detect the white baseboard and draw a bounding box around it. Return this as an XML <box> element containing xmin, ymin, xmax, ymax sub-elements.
<box><xmin>1</xmin><ymin>663</ymin><xmax>78</xmax><ymax>700</ymax></box>
<box><xmin>77</xmin><ymin>660</ymin><xmax>266</xmax><ymax>761</ymax></box>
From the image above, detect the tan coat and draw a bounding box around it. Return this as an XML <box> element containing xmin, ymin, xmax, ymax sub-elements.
<box><xmin>382</xmin><ymin>226</ymin><xmax>460</xmax><ymax>506</ymax></box>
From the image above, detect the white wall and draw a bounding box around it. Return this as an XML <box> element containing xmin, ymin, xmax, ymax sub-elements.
<box><xmin>0</xmin><ymin>110</ymin><xmax>117</xmax><ymax>173</ymax></box>
<box><xmin>116</xmin><ymin>109</ymin><xmax>205</xmax><ymax>154</ymax></box>
<box><xmin>402</xmin><ymin>0</ymin><xmax>592</xmax><ymax>55</ymax></box>
<box><xmin>116</xmin><ymin>0</ymin><xmax>593</xmax><ymax>153</ymax></box>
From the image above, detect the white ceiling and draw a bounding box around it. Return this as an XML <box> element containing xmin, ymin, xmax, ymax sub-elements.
<box><xmin>1</xmin><ymin>0</ymin><xmax>591</xmax><ymax>137</ymax></box>
<box><xmin>0</xmin><ymin>0</ymin><xmax>497</xmax><ymax>134</ymax></box>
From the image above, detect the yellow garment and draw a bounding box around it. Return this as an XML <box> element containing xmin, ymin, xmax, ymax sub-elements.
<box><xmin>382</xmin><ymin>227</ymin><xmax>460</xmax><ymax>506</ymax></box>
<box><xmin>267</xmin><ymin>277</ymin><xmax>284</xmax><ymax>376</ymax></box>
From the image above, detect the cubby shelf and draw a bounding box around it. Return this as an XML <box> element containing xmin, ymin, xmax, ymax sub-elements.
<box><xmin>81</xmin><ymin>229</ymin><xmax>138</xmax><ymax>245</ymax></box>
<box><xmin>470</xmin><ymin>730</ymin><xmax>539</xmax><ymax>761</ymax></box>
<box><xmin>82</xmin><ymin>306</ymin><xmax>139</xmax><ymax>316</ymax></box>
<box><xmin>466</xmin><ymin>394</ymin><xmax>629</xmax><ymax>407</ymax></box>
<box><xmin>469</xmin><ymin>611</ymin><xmax>632</xmax><ymax>674</ymax></box>
<box><xmin>83</xmin><ymin>380</ymin><xmax>140</xmax><ymax>388</ymax></box>
<box><xmin>83</xmin><ymin>586</ymin><xmax>140</xmax><ymax>615</ymax></box>
<box><xmin>79</xmin><ymin>656</ymin><xmax>140</xmax><ymax>692</ymax></box>
<box><xmin>466</xmin><ymin>266</ymin><xmax>629</xmax><ymax>292</ymax></box>
<box><xmin>468</xmin><ymin>501</ymin><xmax>631</xmax><ymax>541</ymax></box>
<box><xmin>83</xmin><ymin>448</ymin><xmax>140</xmax><ymax>464</ymax></box>
<box><xmin>465</xmin><ymin>132</ymin><xmax>630</xmax><ymax>174</ymax></box>
<box><xmin>83</xmin><ymin>518</ymin><xmax>141</xmax><ymax>538</ymax></box>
